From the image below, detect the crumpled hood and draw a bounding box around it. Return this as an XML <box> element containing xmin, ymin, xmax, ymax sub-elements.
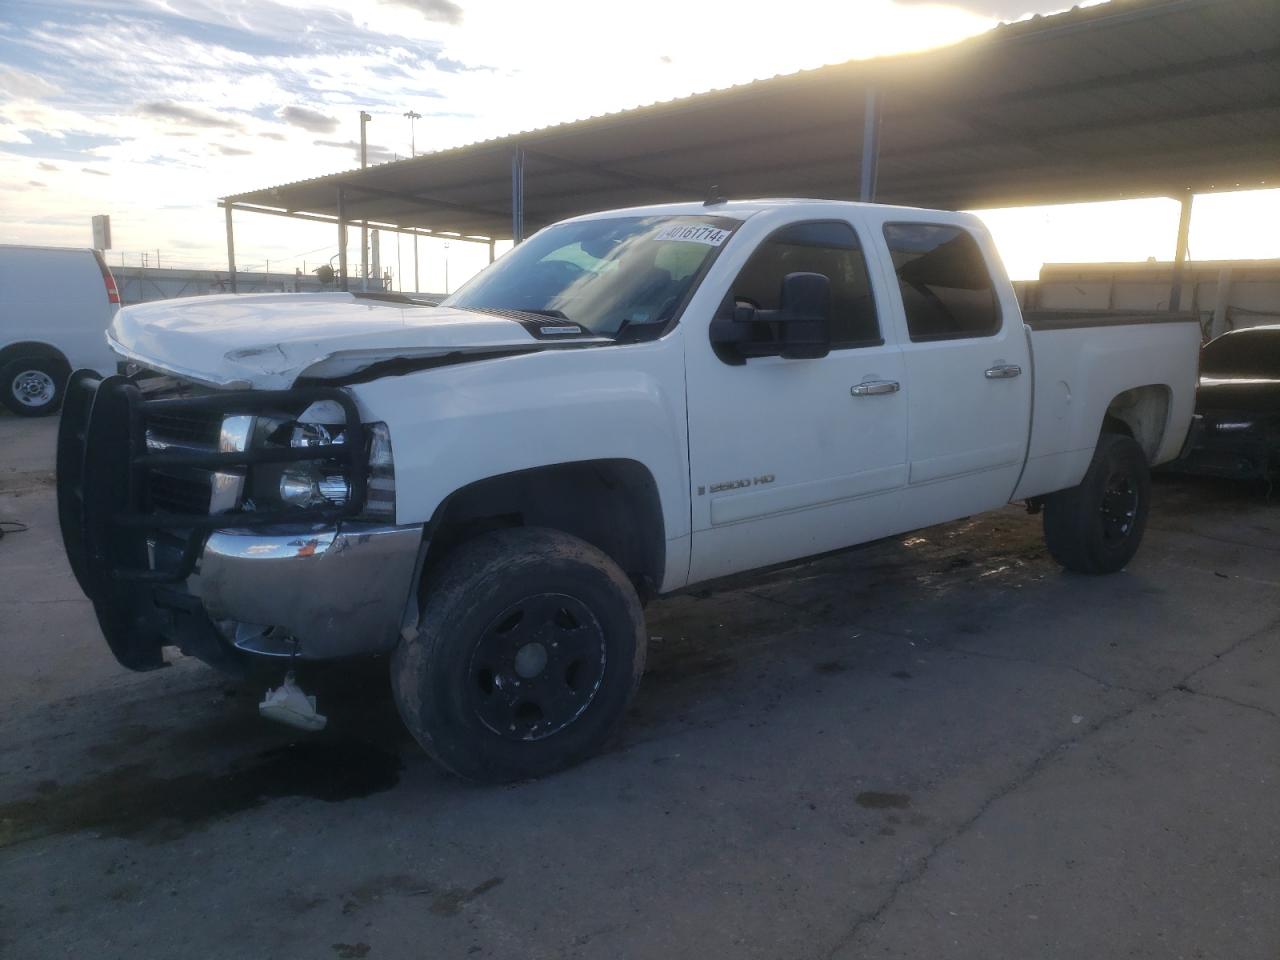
<box><xmin>108</xmin><ymin>292</ymin><xmax>606</xmax><ymax>389</ymax></box>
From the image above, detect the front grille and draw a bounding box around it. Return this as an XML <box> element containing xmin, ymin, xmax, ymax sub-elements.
<box><xmin>148</xmin><ymin>470</ymin><xmax>212</xmax><ymax>515</ymax></box>
<box><xmin>60</xmin><ymin>374</ymin><xmax>367</xmax><ymax>586</ymax></box>
<box><xmin>143</xmin><ymin>403</ymin><xmax>222</xmax><ymax>516</ymax></box>
<box><xmin>145</xmin><ymin>410</ymin><xmax>223</xmax><ymax>448</ymax></box>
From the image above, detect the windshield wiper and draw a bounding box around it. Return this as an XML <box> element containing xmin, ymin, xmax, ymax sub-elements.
<box><xmin>612</xmin><ymin>317</ymin><xmax>663</xmax><ymax>342</ymax></box>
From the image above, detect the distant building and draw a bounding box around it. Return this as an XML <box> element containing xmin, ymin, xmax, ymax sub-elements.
<box><xmin>111</xmin><ymin>266</ymin><xmax>331</xmax><ymax>305</ymax></box>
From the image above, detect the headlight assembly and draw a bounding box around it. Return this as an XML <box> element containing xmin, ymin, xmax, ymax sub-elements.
<box><xmin>231</xmin><ymin>404</ymin><xmax>395</xmax><ymax>522</ymax></box>
<box><xmin>278</xmin><ymin>468</ymin><xmax>352</xmax><ymax>507</ymax></box>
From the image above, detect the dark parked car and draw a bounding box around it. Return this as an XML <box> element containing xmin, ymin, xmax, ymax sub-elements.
<box><xmin>1174</xmin><ymin>325</ymin><xmax>1280</xmax><ymax>479</ymax></box>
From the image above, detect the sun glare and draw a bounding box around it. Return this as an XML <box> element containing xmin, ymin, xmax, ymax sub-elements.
<box><xmin>974</xmin><ymin>189</ymin><xmax>1280</xmax><ymax>282</ymax></box>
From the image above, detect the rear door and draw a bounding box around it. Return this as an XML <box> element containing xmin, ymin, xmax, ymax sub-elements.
<box><xmin>878</xmin><ymin>221</ymin><xmax>1032</xmax><ymax>525</ymax></box>
<box><xmin>685</xmin><ymin>217</ymin><xmax>908</xmax><ymax>583</ymax></box>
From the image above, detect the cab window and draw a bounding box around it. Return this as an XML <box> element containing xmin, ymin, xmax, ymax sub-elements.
<box><xmin>729</xmin><ymin>221</ymin><xmax>881</xmax><ymax>348</ymax></box>
<box><xmin>883</xmin><ymin>223</ymin><xmax>1001</xmax><ymax>341</ymax></box>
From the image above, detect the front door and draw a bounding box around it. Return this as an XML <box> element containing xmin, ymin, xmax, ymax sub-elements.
<box><xmin>686</xmin><ymin>218</ymin><xmax>909</xmax><ymax>584</ymax></box>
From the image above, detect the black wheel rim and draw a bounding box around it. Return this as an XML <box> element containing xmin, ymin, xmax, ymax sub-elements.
<box><xmin>1099</xmin><ymin>469</ymin><xmax>1139</xmax><ymax>545</ymax></box>
<box><xmin>466</xmin><ymin>593</ymin><xmax>607</xmax><ymax>741</ymax></box>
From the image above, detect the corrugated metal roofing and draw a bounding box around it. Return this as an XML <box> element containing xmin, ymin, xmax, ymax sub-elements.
<box><xmin>224</xmin><ymin>0</ymin><xmax>1280</xmax><ymax>241</ymax></box>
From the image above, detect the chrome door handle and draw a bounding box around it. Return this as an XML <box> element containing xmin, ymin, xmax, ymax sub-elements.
<box><xmin>851</xmin><ymin>380</ymin><xmax>900</xmax><ymax>396</ymax></box>
<box><xmin>985</xmin><ymin>364</ymin><xmax>1022</xmax><ymax>379</ymax></box>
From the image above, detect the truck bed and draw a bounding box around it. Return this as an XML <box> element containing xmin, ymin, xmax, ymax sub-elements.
<box><xmin>1023</xmin><ymin>309</ymin><xmax>1201</xmax><ymax>331</ymax></box>
<box><xmin>1013</xmin><ymin>312</ymin><xmax>1202</xmax><ymax>500</ymax></box>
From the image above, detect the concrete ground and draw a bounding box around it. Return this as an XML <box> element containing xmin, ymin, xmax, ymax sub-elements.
<box><xmin>1</xmin><ymin>410</ymin><xmax>1277</xmax><ymax>960</ymax></box>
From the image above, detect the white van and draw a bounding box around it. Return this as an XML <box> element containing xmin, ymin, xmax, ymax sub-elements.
<box><xmin>0</xmin><ymin>244</ymin><xmax>121</xmax><ymax>416</ymax></box>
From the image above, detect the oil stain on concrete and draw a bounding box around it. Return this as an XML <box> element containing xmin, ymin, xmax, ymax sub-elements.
<box><xmin>855</xmin><ymin>790</ymin><xmax>912</xmax><ymax>810</ymax></box>
<box><xmin>0</xmin><ymin>739</ymin><xmax>402</xmax><ymax>848</ymax></box>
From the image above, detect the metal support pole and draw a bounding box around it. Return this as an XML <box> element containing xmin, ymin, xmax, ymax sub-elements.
<box><xmin>511</xmin><ymin>146</ymin><xmax>526</xmax><ymax>244</ymax></box>
<box><xmin>1210</xmin><ymin>266</ymin><xmax>1233</xmax><ymax>339</ymax></box>
<box><xmin>488</xmin><ymin>239</ymin><xmax>496</xmax><ymax>264</ymax></box>
<box><xmin>360</xmin><ymin>111</ymin><xmax>371</xmax><ymax>289</ymax></box>
<box><xmin>859</xmin><ymin>87</ymin><xmax>882</xmax><ymax>203</ymax></box>
<box><xmin>1169</xmin><ymin>190</ymin><xmax>1192</xmax><ymax>312</ymax></box>
<box><xmin>224</xmin><ymin>203</ymin><xmax>238</xmax><ymax>293</ymax></box>
<box><xmin>337</xmin><ymin>186</ymin><xmax>349</xmax><ymax>292</ymax></box>
<box><xmin>413</xmin><ymin>235</ymin><xmax>419</xmax><ymax>293</ymax></box>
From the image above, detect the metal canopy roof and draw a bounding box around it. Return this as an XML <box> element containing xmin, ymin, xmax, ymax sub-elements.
<box><xmin>223</xmin><ymin>0</ymin><xmax>1280</xmax><ymax>242</ymax></box>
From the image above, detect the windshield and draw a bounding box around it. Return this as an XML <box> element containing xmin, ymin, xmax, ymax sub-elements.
<box><xmin>1201</xmin><ymin>329</ymin><xmax>1280</xmax><ymax>379</ymax></box>
<box><xmin>443</xmin><ymin>215</ymin><xmax>740</xmax><ymax>337</ymax></box>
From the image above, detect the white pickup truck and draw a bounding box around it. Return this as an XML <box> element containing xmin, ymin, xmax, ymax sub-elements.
<box><xmin>58</xmin><ymin>199</ymin><xmax>1200</xmax><ymax>781</ymax></box>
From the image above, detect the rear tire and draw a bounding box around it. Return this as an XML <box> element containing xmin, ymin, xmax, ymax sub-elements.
<box><xmin>1043</xmin><ymin>433</ymin><xmax>1150</xmax><ymax>574</ymax></box>
<box><xmin>392</xmin><ymin>527</ymin><xmax>647</xmax><ymax>783</ymax></box>
<box><xmin>1</xmin><ymin>357</ymin><xmax>69</xmax><ymax>417</ymax></box>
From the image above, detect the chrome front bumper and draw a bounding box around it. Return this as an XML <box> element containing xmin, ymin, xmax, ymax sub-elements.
<box><xmin>190</xmin><ymin>521</ymin><xmax>425</xmax><ymax>660</ymax></box>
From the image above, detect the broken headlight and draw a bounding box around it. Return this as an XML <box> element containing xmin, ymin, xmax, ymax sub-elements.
<box><xmin>239</xmin><ymin>400</ymin><xmax>396</xmax><ymax>522</ymax></box>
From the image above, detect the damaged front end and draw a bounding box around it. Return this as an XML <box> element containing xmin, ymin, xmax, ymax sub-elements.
<box><xmin>56</xmin><ymin>371</ymin><xmax>423</xmax><ymax>673</ymax></box>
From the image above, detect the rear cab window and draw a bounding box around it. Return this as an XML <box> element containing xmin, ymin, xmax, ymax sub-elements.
<box><xmin>883</xmin><ymin>223</ymin><xmax>1001</xmax><ymax>342</ymax></box>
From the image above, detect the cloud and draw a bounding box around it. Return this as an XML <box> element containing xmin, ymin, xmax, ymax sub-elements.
<box><xmin>81</xmin><ymin>167</ymin><xmax>110</xmax><ymax>176</ymax></box>
<box><xmin>139</xmin><ymin>100</ymin><xmax>242</xmax><ymax>129</ymax></box>
<box><xmin>280</xmin><ymin>105</ymin><xmax>339</xmax><ymax>133</ymax></box>
<box><xmin>28</xmin><ymin>180</ymin><xmax>46</xmax><ymax>188</ymax></box>
<box><xmin>2</xmin><ymin>130</ymin><xmax>125</xmax><ymax>160</ymax></box>
<box><xmin>895</xmin><ymin>0</ymin><xmax>1070</xmax><ymax>18</ymax></box>
<box><xmin>259</xmin><ymin>131</ymin><xmax>287</xmax><ymax>141</ymax></box>
<box><xmin>37</xmin><ymin>161</ymin><xmax>59</xmax><ymax>171</ymax></box>
<box><xmin>379</xmin><ymin>0</ymin><xmax>464</xmax><ymax>26</ymax></box>
<box><xmin>313</xmin><ymin>139</ymin><xmax>395</xmax><ymax>163</ymax></box>
<box><xmin>0</xmin><ymin>66</ymin><xmax>61</xmax><ymax>100</ymax></box>
<box><xmin>216</xmin><ymin>144</ymin><xmax>253</xmax><ymax>156</ymax></box>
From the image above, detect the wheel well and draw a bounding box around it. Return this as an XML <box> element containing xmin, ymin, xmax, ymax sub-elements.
<box><xmin>0</xmin><ymin>341</ymin><xmax>68</xmax><ymax>371</ymax></box>
<box><xmin>424</xmin><ymin>459</ymin><xmax>666</xmax><ymax>602</ymax></box>
<box><xmin>1103</xmin><ymin>385</ymin><xmax>1170</xmax><ymax>462</ymax></box>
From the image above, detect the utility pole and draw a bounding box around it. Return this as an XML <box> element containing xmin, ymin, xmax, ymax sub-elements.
<box><xmin>404</xmin><ymin>110</ymin><xmax>422</xmax><ymax>293</ymax></box>
<box><xmin>403</xmin><ymin>110</ymin><xmax>421</xmax><ymax>158</ymax></box>
<box><xmin>360</xmin><ymin>110</ymin><xmax>372</xmax><ymax>291</ymax></box>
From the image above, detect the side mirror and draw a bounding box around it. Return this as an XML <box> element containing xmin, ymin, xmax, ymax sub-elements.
<box><xmin>776</xmin><ymin>272</ymin><xmax>831</xmax><ymax>360</ymax></box>
<box><xmin>709</xmin><ymin>272</ymin><xmax>832</xmax><ymax>363</ymax></box>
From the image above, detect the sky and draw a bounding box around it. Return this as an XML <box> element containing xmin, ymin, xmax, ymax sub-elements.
<box><xmin>2</xmin><ymin>0</ymin><xmax>1278</xmax><ymax>292</ymax></box>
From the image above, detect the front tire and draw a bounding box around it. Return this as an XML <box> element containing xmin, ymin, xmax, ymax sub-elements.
<box><xmin>1043</xmin><ymin>433</ymin><xmax>1151</xmax><ymax>574</ymax></box>
<box><xmin>1</xmin><ymin>357</ymin><xmax>69</xmax><ymax>417</ymax></box>
<box><xmin>392</xmin><ymin>527</ymin><xmax>647</xmax><ymax>783</ymax></box>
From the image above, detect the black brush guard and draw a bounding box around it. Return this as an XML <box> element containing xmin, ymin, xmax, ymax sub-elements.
<box><xmin>57</xmin><ymin>372</ymin><xmax>368</xmax><ymax>671</ymax></box>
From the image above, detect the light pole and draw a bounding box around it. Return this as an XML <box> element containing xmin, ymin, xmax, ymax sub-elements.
<box><xmin>403</xmin><ymin>110</ymin><xmax>422</xmax><ymax>157</ymax></box>
<box><xmin>405</xmin><ymin>110</ymin><xmax>422</xmax><ymax>292</ymax></box>
<box><xmin>359</xmin><ymin>110</ymin><xmax>372</xmax><ymax>290</ymax></box>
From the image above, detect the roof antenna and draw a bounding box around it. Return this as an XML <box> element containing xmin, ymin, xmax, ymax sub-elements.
<box><xmin>703</xmin><ymin>185</ymin><xmax>727</xmax><ymax>206</ymax></box>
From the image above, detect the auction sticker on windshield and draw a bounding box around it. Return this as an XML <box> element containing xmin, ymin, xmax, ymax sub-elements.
<box><xmin>654</xmin><ymin>224</ymin><xmax>732</xmax><ymax>246</ymax></box>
